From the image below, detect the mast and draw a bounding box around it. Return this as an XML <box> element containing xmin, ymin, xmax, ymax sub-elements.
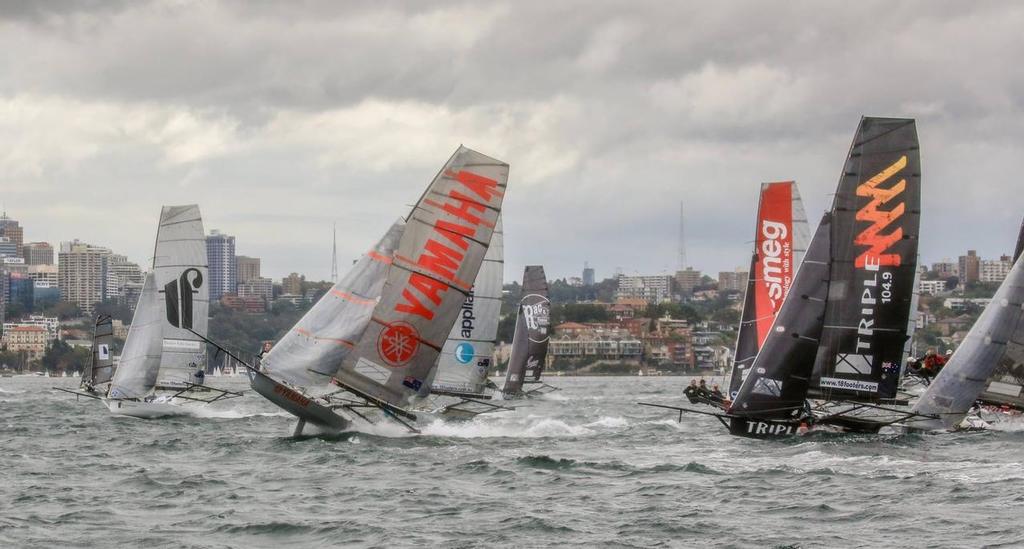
<box><xmin>728</xmin><ymin>181</ymin><xmax>810</xmax><ymax>398</ymax></box>
<box><xmin>502</xmin><ymin>265</ymin><xmax>551</xmax><ymax>395</ymax></box>
<box><xmin>433</xmin><ymin>215</ymin><xmax>505</xmax><ymax>394</ymax></box>
<box><xmin>808</xmin><ymin>117</ymin><xmax>921</xmax><ymax>402</ymax></box>
<box><xmin>332</xmin><ymin>146</ymin><xmax>508</xmax><ymax>410</ymax></box>
<box><xmin>259</xmin><ymin>219</ymin><xmax>405</xmax><ymax>391</ymax></box>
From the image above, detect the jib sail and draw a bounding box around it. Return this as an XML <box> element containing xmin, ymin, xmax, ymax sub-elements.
<box><xmin>502</xmin><ymin>265</ymin><xmax>551</xmax><ymax>395</ymax></box>
<box><xmin>729</xmin><ymin>181</ymin><xmax>811</xmax><ymax>398</ymax></box>
<box><xmin>808</xmin><ymin>118</ymin><xmax>921</xmax><ymax>402</ymax></box>
<box><xmin>83</xmin><ymin>315</ymin><xmax>115</xmax><ymax>388</ymax></box>
<box><xmin>433</xmin><ymin>215</ymin><xmax>504</xmax><ymax>395</ymax></box>
<box><xmin>153</xmin><ymin>205</ymin><xmax>210</xmax><ymax>384</ymax></box>
<box><xmin>333</xmin><ymin>146</ymin><xmax>508</xmax><ymax>409</ymax></box>
<box><xmin>108</xmin><ymin>273</ymin><xmax>164</xmax><ymax>399</ymax></box>
<box><xmin>730</xmin><ymin>213</ymin><xmax>833</xmax><ymax>418</ymax></box>
<box><xmin>259</xmin><ymin>219</ymin><xmax>405</xmax><ymax>392</ymax></box>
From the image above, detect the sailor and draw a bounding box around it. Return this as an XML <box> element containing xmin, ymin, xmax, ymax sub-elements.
<box><xmin>922</xmin><ymin>348</ymin><xmax>947</xmax><ymax>378</ymax></box>
<box><xmin>683</xmin><ymin>379</ymin><xmax>700</xmax><ymax>403</ymax></box>
<box><xmin>193</xmin><ymin>367</ymin><xmax>206</xmax><ymax>386</ymax></box>
<box><xmin>709</xmin><ymin>383</ymin><xmax>725</xmax><ymax>405</ymax></box>
<box><xmin>697</xmin><ymin>379</ymin><xmax>710</xmax><ymax>398</ymax></box>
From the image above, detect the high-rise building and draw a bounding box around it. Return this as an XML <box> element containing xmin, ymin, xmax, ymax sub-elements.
<box><xmin>107</xmin><ymin>254</ymin><xmax>144</xmax><ymax>304</ymax></box>
<box><xmin>615</xmin><ymin>274</ymin><xmax>673</xmax><ymax>303</ymax></box>
<box><xmin>27</xmin><ymin>264</ymin><xmax>58</xmax><ymax>287</ymax></box>
<box><xmin>0</xmin><ymin>213</ymin><xmax>24</xmax><ymax>259</ymax></box>
<box><xmin>58</xmin><ymin>240</ymin><xmax>113</xmax><ymax>315</ymax></box>
<box><xmin>0</xmin><ymin>237</ymin><xmax>16</xmax><ymax>258</ymax></box>
<box><xmin>980</xmin><ymin>256</ymin><xmax>1013</xmax><ymax>283</ymax></box>
<box><xmin>959</xmin><ymin>250</ymin><xmax>980</xmax><ymax>285</ymax></box>
<box><xmin>718</xmin><ymin>269</ymin><xmax>749</xmax><ymax>292</ymax></box>
<box><xmin>582</xmin><ymin>262</ymin><xmax>595</xmax><ymax>287</ymax></box>
<box><xmin>237</xmin><ymin>276</ymin><xmax>273</xmax><ymax>301</ymax></box>
<box><xmin>674</xmin><ymin>268</ymin><xmax>702</xmax><ymax>296</ymax></box>
<box><xmin>236</xmin><ymin>256</ymin><xmax>261</xmax><ymax>284</ymax></box>
<box><xmin>931</xmin><ymin>259</ymin><xmax>957</xmax><ymax>278</ymax></box>
<box><xmin>7</xmin><ymin>272</ymin><xmax>34</xmax><ymax>312</ymax></box>
<box><xmin>206</xmin><ymin>230</ymin><xmax>236</xmax><ymax>300</ymax></box>
<box><xmin>282</xmin><ymin>272</ymin><xmax>305</xmax><ymax>296</ymax></box>
<box><xmin>23</xmin><ymin>242</ymin><xmax>53</xmax><ymax>265</ymax></box>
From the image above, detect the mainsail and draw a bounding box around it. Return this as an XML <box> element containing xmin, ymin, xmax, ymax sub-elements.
<box><xmin>108</xmin><ymin>273</ymin><xmax>164</xmax><ymax>399</ymax></box>
<box><xmin>152</xmin><ymin>205</ymin><xmax>209</xmax><ymax>384</ymax></box>
<box><xmin>730</xmin><ymin>214</ymin><xmax>833</xmax><ymax>418</ymax></box>
<box><xmin>432</xmin><ymin>215</ymin><xmax>504</xmax><ymax>395</ymax></box>
<box><xmin>728</xmin><ymin>181</ymin><xmax>811</xmax><ymax>398</ymax></box>
<box><xmin>333</xmin><ymin>146</ymin><xmax>508</xmax><ymax>410</ymax></box>
<box><xmin>808</xmin><ymin>117</ymin><xmax>921</xmax><ymax>402</ymax></box>
<box><xmin>259</xmin><ymin>219</ymin><xmax>405</xmax><ymax>391</ymax></box>
<box><xmin>82</xmin><ymin>315</ymin><xmax>115</xmax><ymax>388</ymax></box>
<box><xmin>502</xmin><ymin>265</ymin><xmax>551</xmax><ymax>395</ymax></box>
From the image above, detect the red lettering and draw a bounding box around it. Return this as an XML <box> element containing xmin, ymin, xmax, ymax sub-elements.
<box><xmin>854</xmin><ymin>156</ymin><xmax>907</xmax><ymax>268</ymax></box>
<box><xmin>435</xmin><ymin>219</ymin><xmax>473</xmax><ymax>250</ymax></box>
<box><xmin>452</xmin><ymin>170</ymin><xmax>502</xmax><ymax>203</ymax></box>
<box><xmin>441</xmin><ymin>191</ymin><xmax>485</xmax><ymax>227</ymax></box>
<box><xmin>396</xmin><ymin>288</ymin><xmax>435</xmax><ymax>320</ymax></box>
<box><xmin>408</xmin><ymin>272</ymin><xmax>448</xmax><ymax>306</ymax></box>
<box><xmin>417</xmin><ymin>239</ymin><xmax>464</xmax><ymax>282</ymax></box>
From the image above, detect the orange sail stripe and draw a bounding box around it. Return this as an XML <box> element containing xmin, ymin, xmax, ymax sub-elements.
<box><xmin>330</xmin><ymin>289</ymin><xmax>376</xmax><ymax>306</ymax></box>
<box><xmin>294</xmin><ymin>327</ymin><xmax>355</xmax><ymax>347</ymax></box>
<box><xmin>393</xmin><ymin>254</ymin><xmax>473</xmax><ymax>292</ymax></box>
<box><xmin>367</xmin><ymin>250</ymin><xmax>392</xmax><ymax>264</ymax></box>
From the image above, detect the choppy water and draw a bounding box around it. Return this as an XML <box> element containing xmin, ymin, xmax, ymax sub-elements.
<box><xmin>2</xmin><ymin>376</ymin><xmax>1023</xmax><ymax>548</ymax></box>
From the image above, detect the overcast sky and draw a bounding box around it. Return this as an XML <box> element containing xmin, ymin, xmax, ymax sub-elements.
<box><xmin>2</xmin><ymin>1</ymin><xmax>1022</xmax><ymax>282</ymax></box>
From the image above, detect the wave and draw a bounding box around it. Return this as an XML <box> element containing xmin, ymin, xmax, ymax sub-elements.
<box><xmin>420</xmin><ymin>416</ymin><xmax>595</xmax><ymax>439</ymax></box>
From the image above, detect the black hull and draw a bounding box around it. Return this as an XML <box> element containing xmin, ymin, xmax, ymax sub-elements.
<box><xmin>816</xmin><ymin>415</ymin><xmax>885</xmax><ymax>433</ymax></box>
<box><xmin>728</xmin><ymin>416</ymin><xmax>803</xmax><ymax>439</ymax></box>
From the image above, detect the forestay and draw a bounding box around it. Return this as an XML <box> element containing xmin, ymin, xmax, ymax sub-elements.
<box><xmin>729</xmin><ymin>181</ymin><xmax>811</xmax><ymax>398</ymax></box>
<box><xmin>153</xmin><ymin>205</ymin><xmax>209</xmax><ymax>384</ymax></box>
<box><xmin>260</xmin><ymin>219</ymin><xmax>405</xmax><ymax>391</ymax></box>
<box><xmin>108</xmin><ymin>273</ymin><xmax>164</xmax><ymax>399</ymax></box>
<box><xmin>432</xmin><ymin>215</ymin><xmax>504</xmax><ymax>395</ymax></box>
<box><xmin>808</xmin><ymin>118</ymin><xmax>921</xmax><ymax>402</ymax></box>
<box><xmin>334</xmin><ymin>146</ymin><xmax>508</xmax><ymax>409</ymax></box>
<box><xmin>83</xmin><ymin>315</ymin><xmax>115</xmax><ymax>388</ymax></box>
<box><xmin>502</xmin><ymin>265</ymin><xmax>551</xmax><ymax>395</ymax></box>
<box><xmin>730</xmin><ymin>214</ymin><xmax>833</xmax><ymax>418</ymax></box>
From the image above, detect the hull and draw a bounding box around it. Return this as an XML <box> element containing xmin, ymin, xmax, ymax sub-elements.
<box><xmin>728</xmin><ymin>416</ymin><xmax>803</xmax><ymax>439</ymax></box>
<box><xmin>105</xmin><ymin>398</ymin><xmax>192</xmax><ymax>419</ymax></box>
<box><xmin>250</xmin><ymin>370</ymin><xmax>350</xmax><ymax>432</ymax></box>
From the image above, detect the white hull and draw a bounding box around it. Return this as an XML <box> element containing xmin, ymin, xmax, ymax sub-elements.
<box><xmin>104</xmin><ymin>398</ymin><xmax>195</xmax><ymax>419</ymax></box>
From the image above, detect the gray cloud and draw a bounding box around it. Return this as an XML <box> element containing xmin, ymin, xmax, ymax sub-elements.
<box><xmin>1</xmin><ymin>1</ymin><xmax>1022</xmax><ymax>282</ymax></box>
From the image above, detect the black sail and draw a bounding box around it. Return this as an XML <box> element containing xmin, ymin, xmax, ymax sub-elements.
<box><xmin>82</xmin><ymin>315</ymin><xmax>115</xmax><ymax>388</ymax></box>
<box><xmin>729</xmin><ymin>251</ymin><xmax>761</xmax><ymax>397</ymax></box>
<box><xmin>502</xmin><ymin>265</ymin><xmax>551</xmax><ymax>395</ymax></box>
<box><xmin>730</xmin><ymin>214</ymin><xmax>832</xmax><ymax>418</ymax></box>
<box><xmin>808</xmin><ymin>117</ymin><xmax>921</xmax><ymax>401</ymax></box>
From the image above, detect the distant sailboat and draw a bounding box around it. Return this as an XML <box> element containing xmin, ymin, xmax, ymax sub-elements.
<box><xmin>81</xmin><ymin>315</ymin><xmax>115</xmax><ymax>395</ymax></box>
<box><xmin>908</xmin><ymin>220</ymin><xmax>1024</xmax><ymax>431</ymax></box>
<box><xmin>501</xmin><ymin>265</ymin><xmax>557</xmax><ymax>399</ymax></box>
<box><xmin>58</xmin><ymin>206</ymin><xmax>242</xmax><ymax>417</ymax></box>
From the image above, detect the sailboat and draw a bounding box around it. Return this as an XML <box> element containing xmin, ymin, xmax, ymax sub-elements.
<box><xmin>501</xmin><ymin>265</ymin><xmax>556</xmax><ymax>398</ymax></box>
<box><xmin>230</xmin><ymin>146</ymin><xmax>508</xmax><ymax>435</ymax></box>
<box><xmin>907</xmin><ymin>220</ymin><xmax>1024</xmax><ymax>431</ymax></box>
<box><xmin>723</xmin><ymin>181</ymin><xmax>811</xmax><ymax>403</ymax></box>
<box><xmin>641</xmin><ymin>117</ymin><xmax>931</xmax><ymax>438</ymax></box>
<box><xmin>59</xmin><ymin>206</ymin><xmax>242</xmax><ymax>417</ymax></box>
<box><xmin>56</xmin><ymin>315</ymin><xmax>115</xmax><ymax>397</ymax></box>
<box><xmin>420</xmin><ymin>215</ymin><xmax>512</xmax><ymax>418</ymax></box>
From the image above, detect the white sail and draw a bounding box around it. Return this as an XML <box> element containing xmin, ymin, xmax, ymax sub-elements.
<box><xmin>108</xmin><ymin>273</ymin><xmax>163</xmax><ymax>399</ymax></box>
<box><xmin>153</xmin><ymin>205</ymin><xmax>209</xmax><ymax>384</ymax></box>
<box><xmin>334</xmin><ymin>146</ymin><xmax>509</xmax><ymax>409</ymax></box>
<box><xmin>432</xmin><ymin>215</ymin><xmax>504</xmax><ymax>394</ymax></box>
<box><xmin>260</xmin><ymin>219</ymin><xmax>406</xmax><ymax>391</ymax></box>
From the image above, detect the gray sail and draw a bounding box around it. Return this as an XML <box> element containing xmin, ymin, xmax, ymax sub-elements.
<box><xmin>259</xmin><ymin>219</ymin><xmax>405</xmax><ymax>391</ymax></box>
<box><xmin>153</xmin><ymin>205</ymin><xmax>209</xmax><ymax>384</ymax></box>
<box><xmin>502</xmin><ymin>265</ymin><xmax>551</xmax><ymax>395</ymax></box>
<box><xmin>108</xmin><ymin>273</ymin><xmax>163</xmax><ymax>399</ymax></box>
<box><xmin>334</xmin><ymin>146</ymin><xmax>509</xmax><ymax>409</ymax></box>
<box><xmin>912</xmin><ymin>250</ymin><xmax>1024</xmax><ymax>429</ymax></box>
<box><xmin>432</xmin><ymin>215</ymin><xmax>504</xmax><ymax>395</ymax></box>
<box><xmin>83</xmin><ymin>315</ymin><xmax>115</xmax><ymax>388</ymax></box>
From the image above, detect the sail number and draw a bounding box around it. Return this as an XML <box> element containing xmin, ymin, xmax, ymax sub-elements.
<box><xmin>880</xmin><ymin>271</ymin><xmax>894</xmax><ymax>303</ymax></box>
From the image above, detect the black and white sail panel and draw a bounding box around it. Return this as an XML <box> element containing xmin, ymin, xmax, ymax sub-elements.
<box><xmin>259</xmin><ymin>220</ymin><xmax>405</xmax><ymax>391</ymax></box>
<box><xmin>108</xmin><ymin>273</ymin><xmax>164</xmax><ymax>399</ymax></box>
<box><xmin>729</xmin><ymin>181</ymin><xmax>811</xmax><ymax>398</ymax></box>
<box><xmin>84</xmin><ymin>315</ymin><xmax>115</xmax><ymax>388</ymax></box>
<box><xmin>809</xmin><ymin>118</ymin><xmax>921</xmax><ymax>401</ymax></box>
<box><xmin>502</xmin><ymin>265</ymin><xmax>551</xmax><ymax>395</ymax></box>
<box><xmin>153</xmin><ymin>205</ymin><xmax>210</xmax><ymax>384</ymax></box>
<box><xmin>334</xmin><ymin>146</ymin><xmax>508</xmax><ymax>409</ymax></box>
<box><xmin>730</xmin><ymin>214</ymin><xmax>833</xmax><ymax>419</ymax></box>
<box><xmin>433</xmin><ymin>215</ymin><xmax>504</xmax><ymax>395</ymax></box>
<box><xmin>913</xmin><ymin>251</ymin><xmax>1024</xmax><ymax>429</ymax></box>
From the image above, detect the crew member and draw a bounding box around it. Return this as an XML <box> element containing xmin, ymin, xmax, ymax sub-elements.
<box><xmin>922</xmin><ymin>348</ymin><xmax>947</xmax><ymax>378</ymax></box>
<box><xmin>683</xmin><ymin>379</ymin><xmax>700</xmax><ymax>403</ymax></box>
<box><xmin>709</xmin><ymin>383</ymin><xmax>725</xmax><ymax>405</ymax></box>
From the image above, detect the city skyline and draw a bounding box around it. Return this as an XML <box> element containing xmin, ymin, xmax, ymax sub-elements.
<box><xmin>1</xmin><ymin>3</ymin><xmax>1022</xmax><ymax>281</ymax></box>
